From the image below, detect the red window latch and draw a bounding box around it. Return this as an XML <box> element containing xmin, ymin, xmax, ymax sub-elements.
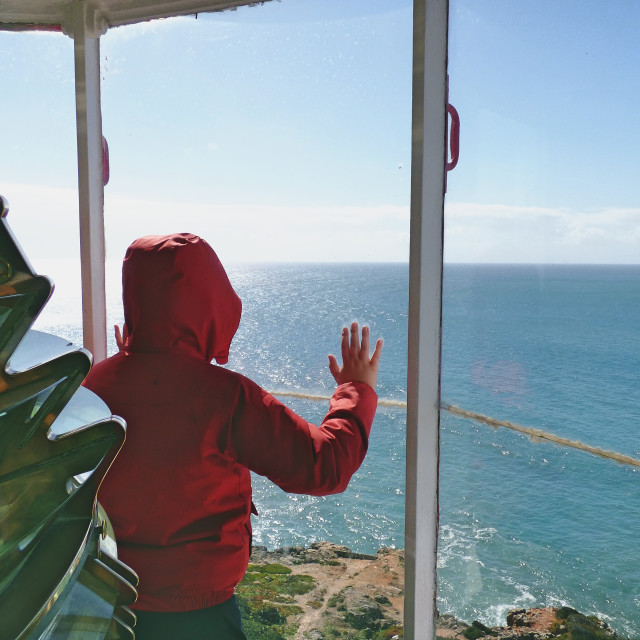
<box><xmin>446</xmin><ymin>103</ymin><xmax>460</xmax><ymax>172</ymax></box>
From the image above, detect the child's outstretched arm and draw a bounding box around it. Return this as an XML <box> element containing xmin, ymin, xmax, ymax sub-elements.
<box><xmin>231</xmin><ymin>321</ymin><xmax>382</xmax><ymax>495</ymax></box>
<box><xmin>328</xmin><ymin>322</ymin><xmax>383</xmax><ymax>390</ymax></box>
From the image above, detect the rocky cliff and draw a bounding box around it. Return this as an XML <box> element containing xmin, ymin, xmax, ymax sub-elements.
<box><xmin>237</xmin><ymin>542</ymin><xmax>628</xmax><ymax>640</ymax></box>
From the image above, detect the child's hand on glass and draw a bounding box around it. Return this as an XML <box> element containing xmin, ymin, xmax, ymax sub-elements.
<box><xmin>114</xmin><ymin>324</ymin><xmax>129</xmax><ymax>352</ymax></box>
<box><xmin>328</xmin><ymin>322</ymin><xmax>383</xmax><ymax>390</ymax></box>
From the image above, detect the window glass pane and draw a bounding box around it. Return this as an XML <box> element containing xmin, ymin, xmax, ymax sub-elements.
<box><xmin>443</xmin><ymin>1</ymin><xmax>640</xmax><ymax>635</ymax></box>
<box><xmin>101</xmin><ymin>0</ymin><xmax>411</xmax><ymax>558</ymax></box>
<box><xmin>0</xmin><ymin>4</ymin><xmax>412</xmax><ymax>634</ymax></box>
<box><xmin>0</xmin><ymin>31</ymin><xmax>82</xmax><ymax>345</ymax></box>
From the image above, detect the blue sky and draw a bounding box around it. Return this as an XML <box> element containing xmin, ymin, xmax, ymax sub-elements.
<box><xmin>448</xmin><ymin>0</ymin><xmax>640</xmax><ymax>210</ymax></box>
<box><xmin>1</xmin><ymin>0</ymin><xmax>640</xmax><ymax>265</ymax></box>
<box><xmin>446</xmin><ymin>0</ymin><xmax>640</xmax><ymax>263</ymax></box>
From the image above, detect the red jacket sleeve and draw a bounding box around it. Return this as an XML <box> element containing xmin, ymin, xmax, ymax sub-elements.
<box><xmin>226</xmin><ymin>380</ymin><xmax>378</xmax><ymax>496</ymax></box>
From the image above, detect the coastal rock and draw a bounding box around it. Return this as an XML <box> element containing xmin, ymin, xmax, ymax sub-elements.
<box><xmin>463</xmin><ymin>607</ymin><xmax>621</xmax><ymax>640</ymax></box>
<box><xmin>505</xmin><ymin>609</ymin><xmax>528</xmax><ymax>627</ymax></box>
<box><xmin>341</xmin><ymin>588</ymin><xmax>385</xmax><ymax>630</ymax></box>
<box><xmin>437</xmin><ymin>612</ymin><xmax>471</xmax><ymax>636</ymax></box>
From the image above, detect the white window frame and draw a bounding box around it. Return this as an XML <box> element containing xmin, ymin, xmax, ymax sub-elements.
<box><xmin>405</xmin><ymin>1</ymin><xmax>448</xmax><ymax>638</ymax></box>
<box><xmin>73</xmin><ymin>1</ymin><xmax>108</xmax><ymax>364</ymax></box>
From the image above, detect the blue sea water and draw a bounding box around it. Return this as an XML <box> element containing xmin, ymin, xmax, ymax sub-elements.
<box><xmin>33</xmin><ymin>261</ymin><xmax>640</xmax><ymax>636</ymax></box>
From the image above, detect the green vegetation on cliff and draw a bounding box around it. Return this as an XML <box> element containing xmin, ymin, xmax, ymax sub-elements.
<box><xmin>551</xmin><ymin>607</ymin><xmax>624</xmax><ymax>640</ymax></box>
<box><xmin>237</xmin><ymin>563</ymin><xmax>315</xmax><ymax>640</ymax></box>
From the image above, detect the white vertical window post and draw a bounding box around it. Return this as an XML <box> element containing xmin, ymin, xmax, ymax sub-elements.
<box><xmin>405</xmin><ymin>0</ymin><xmax>449</xmax><ymax>638</ymax></box>
<box><xmin>71</xmin><ymin>3</ymin><xmax>108</xmax><ymax>363</ymax></box>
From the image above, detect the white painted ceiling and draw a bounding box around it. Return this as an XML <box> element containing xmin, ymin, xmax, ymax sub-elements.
<box><xmin>0</xmin><ymin>0</ymin><xmax>271</xmax><ymax>31</ymax></box>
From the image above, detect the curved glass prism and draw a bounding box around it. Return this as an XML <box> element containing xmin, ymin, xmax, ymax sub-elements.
<box><xmin>0</xmin><ymin>195</ymin><xmax>138</xmax><ymax>640</ymax></box>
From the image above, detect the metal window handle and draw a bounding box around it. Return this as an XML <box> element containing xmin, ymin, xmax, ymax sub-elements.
<box><xmin>102</xmin><ymin>135</ymin><xmax>110</xmax><ymax>186</ymax></box>
<box><xmin>446</xmin><ymin>103</ymin><xmax>460</xmax><ymax>172</ymax></box>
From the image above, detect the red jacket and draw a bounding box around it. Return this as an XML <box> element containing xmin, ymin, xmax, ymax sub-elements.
<box><xmin>84</xmin><ymin>234</ymin><xmax>378</xmax><ymax>612</ymax></box>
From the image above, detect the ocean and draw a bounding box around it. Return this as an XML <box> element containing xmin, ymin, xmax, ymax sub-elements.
<box><xmin>32</xmin><ymin>261</ymin><xmax>640</xmax><ymax>636</ymax></box>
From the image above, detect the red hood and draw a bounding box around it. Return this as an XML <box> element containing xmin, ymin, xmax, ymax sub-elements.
<box><xmin>122</xmin><ymin>233</ymin><xmax>241</xmax><ymax>364</ymax></box>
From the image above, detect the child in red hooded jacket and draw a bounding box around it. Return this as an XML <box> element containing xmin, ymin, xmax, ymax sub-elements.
<box><xmin>84</xmin><ymin>233</ymin><xmax>382</xmax><ymax>640</ymax></box>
